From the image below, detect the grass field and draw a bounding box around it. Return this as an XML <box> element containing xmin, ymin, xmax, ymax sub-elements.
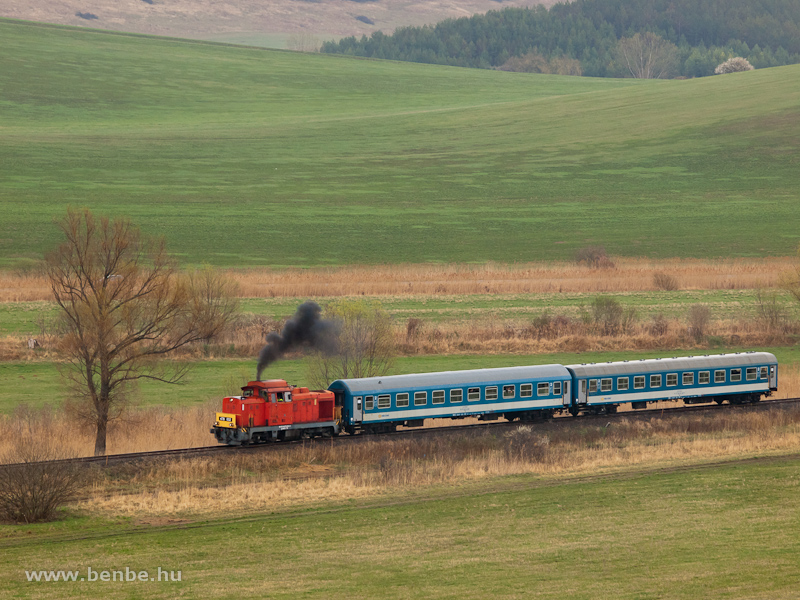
<box><xmin>2</xmin><ymin>455</ymin><xmax>800</xmax><ymax>598</ymax></box>
<box><xmin>2</xmin><ymin>19</ymin><xmax>800</xmax><ymax>269</ymax></box>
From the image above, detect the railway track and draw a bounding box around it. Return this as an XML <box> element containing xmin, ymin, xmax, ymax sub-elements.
<box><xmin>3</xmin><ymin>396</ymin><xmax>799</xmax><ymax>470</ymax></box>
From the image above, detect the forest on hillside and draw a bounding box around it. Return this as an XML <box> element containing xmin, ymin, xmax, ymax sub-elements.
<box><xmin>321</xmin><ymin>0</ymin><xmax>800</xmax><ymax>77</ymax></box>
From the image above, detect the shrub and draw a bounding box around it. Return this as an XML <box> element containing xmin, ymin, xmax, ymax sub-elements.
<box><xmin>591</xmin><ymin>296</ymin><xmax>623</xmax><ymax>335</ymax></box>
<box><xmin>687</xmin><ymin>305</ymin><xmax>711</xmax><ymax>341</ymax></box>
<box><xmin>575</xmin><ymin>246</ymin><xmax>615</xmax><ymax>269</ymax></box>
<box><xmin>715</xmin><ymin>57</ymin><xmax>754</xmax><ymax>74</ymax></box>
<box><xmin>0</xmin><ymin>439</ymin><xmax>88</xmax><ymax>523</ymax></box>
<box><xmin>653</xmin><ymin>271</ymin><xmax>679</xmax><ymax>291</ymax></box>
<box><xmin>649</xmin><ymin>313</ymin><xmax>669</xmax><ymax>337</ymax></box>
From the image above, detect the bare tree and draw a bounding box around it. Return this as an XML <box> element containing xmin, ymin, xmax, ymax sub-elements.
<box><xmin>614</xmin><ymin>32</ymin><xmax>679</xmax><ymax>79</ymax></box>
<box><xmin>306</xmin><ymin>299</ymin><xmax>395</xmax><ymax>389</ymax></box>
<box><xmin>46</xmin><ymin>208</ymin><xmax>237</xmax><ymax>455</ymax></box>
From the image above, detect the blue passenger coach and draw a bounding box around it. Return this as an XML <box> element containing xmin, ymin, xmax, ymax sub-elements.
<box><xmin>566</xmin><ymin>352</ymin><xmax>778</xmax><ymax>415</ymax></box>
<box><xmin>328</xmin><ymin>365</ymin><xmax>572</xmax><ymax>434</ymax></box>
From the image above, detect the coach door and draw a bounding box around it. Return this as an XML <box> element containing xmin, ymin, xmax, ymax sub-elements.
<box><xmin>353</xmin><ymin>396</ymin><xmax>363</xmax><ymax>423</ymax></box>
<box><xmin>562</xmin><ymin>381</ymin><xmax>570</xmax><ymax>406</ymax></box>
<box><xmin>770</xmin><ymin>366</ymin><xmax>778</xmax><ymax>390</ymax></box>
<box><xmin>578</xmin><ymin>379</ymin><xmax>588</xmax><ymax>405</ymax></box>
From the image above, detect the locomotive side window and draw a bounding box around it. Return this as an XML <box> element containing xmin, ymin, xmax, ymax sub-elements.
<box><xmin>365</xmin><ymin>396</ymin><xmax>374</xmax><ymax>410</ymax></box>
<box><xmin>553</xmin><ymin>381</ymin><xmax>562</xmax><ymax>396</ymax></box>
<box><xmin>396</xmin><ymin>393</ymin><xmax>409</xmax><ymax>408</ymax></box>
<box><xmin>588</xmin><ymin>380</ymin><xmax>597</xmax><ymax>394</ymax></box>
<box><xmin>468</xmin><ymin>387</ymin><xmax>480</xmax><ymax>402</ymax></box>
<box><xmin>432</xmin><ymin>390</ymin><xmax>445</xmax><ymax>405</ymax></box>
<box><xmin>683</xmin><ymin>372</ymin><xmax>694</xmax><ymax>386</ymax></box>
<box><xmin>537</xmin><ymin>382</ymin><xmax>549</xmax><ymax>396</ymax></box>
<box><xmin>715</xmin><ymin>370</ymin><xmax>726</xmax><ymax>383</ymax></box>
<box><xmin>699</xmin><ymin>371</ymin><xmax>710</xmax><ymax>384</ymax></box>
<box><xmin>760</xmin><ymin>366</ymin><xmax>768</xmax><ymax>379</ymax></box>
<box><xmin>377</xmin><ymin>394</ymin><xmax>391</xmax><ymax>409</ymax></box>
<box><xmin>650</xmin><ymin>374</ymin><xmax>662</xmax><ymax>388</ymax></box>
<box><xmin>450</xmin><ymin>389</ymin><xmax>463</xmax><ymax>403</ymax></box>
<box><xmin>243</xmin><ymin>389</ymin><xmax>253</xmax><ymax>398</ymax></box>
<box><xmin>503</xmin><ymin>385</ymin><xmax>515</xmax><ymax>399</ymax></box>
<box><xmin>731</xmin><ymin>369</ymin><xmax>742</xmax><ymax>382</ymax></box>
<box><xmin>520</xmin><ymin>384</ymin><xmax>533</xmax><ymax>398</ymax></box>
<box><xmin>414</xmin><ymin>391</ymin><xmax>427</xmax><ymax>406</ymax></box>
<box><xmin>486</xmin><ymin>387</ymin><xmax>498</xmax><ymax>401</ymax></box>
<box><xmin>666</xmin><ymin>374</ymin><xmax>678</xmax><ymax>387</ymax></box>
<box><xmin>600</xmin><ymin>378</ymin><xmax>612</xmax><ymax>392</ymax></box>
<box><xmin>617</xmin><ymin>377</ymin><xmax>629</xmax><ymax>391</ymax></box>
<box><xmin>634</xmin><ymin>376</ymin><xmax>645</xmax><ymax>389</ymax></box>
<box><xmin>746</xmin><ymin>368</ymin><xmax>757</xmax><ymax>381</ymax></box>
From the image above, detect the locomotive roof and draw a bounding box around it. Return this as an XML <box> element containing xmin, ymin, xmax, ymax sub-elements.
<box><xmin>566</xmin><ymin>352</ymin><xmax>777</xmax><ymax>377</ymax></box>
<box><xmin>328</xmin><ymin>364</ymin><xmax>571</xmax><ymax>394</ymax></box>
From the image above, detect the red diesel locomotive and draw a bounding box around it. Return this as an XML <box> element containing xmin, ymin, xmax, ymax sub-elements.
<box><xmin>211</xmin><ymin>379</ymin><xmax>339</xmax><ymax>445</ymax></box>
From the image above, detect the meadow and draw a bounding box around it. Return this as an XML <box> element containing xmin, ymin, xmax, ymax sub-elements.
<box><xmin>2</xmin><ymin>19</ymin><xmax>800</xmax><ymax>269</ymax></box>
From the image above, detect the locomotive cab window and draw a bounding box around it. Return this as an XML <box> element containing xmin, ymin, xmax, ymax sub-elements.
<box><xmin>538</xmin><ymin>382</ymin><xmax>549</xmax><ymax>396</ymax></box>
<box><xmin>395</xmin><ymin>393</ymin><xmax>409</xmax><ymax>408</ymax></box>
<box><xmin>746</xmin><ymin>368</ymin><xmax>757</xmax><ymax>381</ymax></box>
<box><xmin>520</xmin><ymin>384</ymin><xmax>533</xmax><ymax>398</ymax></box>
<box><xmin>365</xmin><ymin>396</ymin><xmax>374</xmax><ymax>410</ymax></box>
<box><xmin>617</xmin><ymin>377</ymin><xmax>629</xmax><ymax>391</ymax></box>
<box><xmin>650</xmin><ymin>374</ymin><xmax>662</xmax><ymax>388</ymax></box>
<box><xmin>377</xmin><ymin>394</ymin><xmax>391</xmax><ymax>409</ymax></box>
<box><xmin>553</xmin><ymin>381</ymin><xmax>562</xmax><ymax>396</ymax></box>
<box><xmin>600</xmin><ymin>378</ymin><xmax>612</xmax><ymax>392</ymax></box>
<box><xmin>503</xmin><ymin>385</ymin><xmax>515</xmax><ymax>399</ymax></box>
<box><xmin>634</xmin><ymin>376</ymin><xmax>645</xmax><ymax>389</ymax></box>
<box><xmin>715</xmin><ymin>370</ymin><xmax>726</xmax><ymax>383</ymax></box>
<box><xmin>683</xmin><ymin>372</ymin><xmax>694</xmax><ymax>386</ymax></box>
<box><xmin>588</xmin><ymin>380</ymin><xmax>598</xmax><ymax>394</ymax></box>
<box><xmin>666</xmin><ymin>374</ymin><xmax>678</xmax><ymax>387</ymax></box>
<box><xmin>486</xmin><ymin>387</ymin><xmax>498</xmax><ymax>401</ymax></box>
<box><xmin>468</xmin><ymin>387</ymin><xmax>480</xmax><ymax>402</ymax></box>
<box><xmin>414</xmin><ymin>391</ymin><xmax>427</xmax><ymax>406</ymax></box>
<box><xmin>450</xmin><ymin>389</ymin><xmax>463</xmax><ymax>403</ymax></box>
<box><xmin>699</xmin><ymin>371</ymin><xmax>710</xmax><ymax>384</ymax></box>
<box><xmin>432</xmin><ymin>390</ymin><xmax>445</xmax><ymax>405</ymax></box>
<box><xmin>731</xmin><ymin>368</ymin><xmax>742</xmax><ymax>382</ymax></box>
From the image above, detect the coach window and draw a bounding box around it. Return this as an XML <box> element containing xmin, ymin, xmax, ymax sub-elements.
<box><xmin>634</xmin><ymin>376</ymin><xmax>645</xmax><ymax>389</ymax></box>
<box><xmin>378</xmin><ymin>394</ymin><xmax>391</xmax><ymax>409</ymax></box>
<box><xmin>746</xmin><ymin>368</ymin><xmax>757</xmax><ymax>381</ymax></box>
<box><xmin>468</xmin><ymin>387</ymin><xmax>481</xmax><ymax>402</ymax></box>
<box><xmin>553</xmin><ymin>381</ymin><xmax>562</xmax><ymax>396</ymax></box>
<box><xmin>520</xmin><ymin>383</ymin><xmax>533</xmax><ymax>398</ymax></box>
<box><xmin>650</xmin><ymin>374</ymin><xmax>662</xmax><ymax>388</ymax></box>
<box><xmin>588</xmin><ymin>380</ymin><xmax>598</xmax><ymax>394</ymax></box>
<box><xmin>486</xmin><ymin>386</ymin><xmax>498</xmax><ymax>401</ymax></box>
<box><xmin>365</xmin><ymin>396</ymin><xmax>374</xmax><ymax>410</ymax></box>
<box><xmin>760</xmin><ymin>366</ymin><xmax>768</xmax><ymax>379</ymax></box>
<box><xmin>432</xmin><ymin>390</ymin><xmax>445</xmax><ymax>405</ymax></box>
<box><xmin>731</xmin><ymin>368</ymin><xmax>742</xmax><ymax>382</ymax></box>
<box><xmin>666</xmin><ymin>373</ymin><xmax>678</xmax><ymax>387</ymax></box>
<box><xmin>715</xmin><ymin>370</ymin><xmax>726</xmax><ymax>383</ymax></box>
<box><xmin>683</xmin><ymin>373</ymin><xmax>694</xmax><ymax>386</ymax></box>
<box><xmin>450</xmin><ymin>389</ymin><xmax>463</xmax><ymax>403</ymax></box>
<box><xmin>503</xmin><ymin>385</ymin><xmax>515</xmax><ymax>399</ymax></box>
<box><xmin>617</xmin><ymin>377</ymin><xmax>629</xmax><ymax>391</ymax></box>
<box><xmin>395</xmin><ymin>393</ymin><xmax>409</xmax><ymax>408</ymax></box>
<box><xmin>699</xmin><ymin>371</ymin><xmax>710</xmax><ymax>385</ymax></box>
<box><xmin>537</xmin><ymin>382</ymin><xmax>549</xmax><ymax>396</ymax></box>
<box><xmin>601</xmin><ymin>378</ymin><xmax>612</xmax><ymax>392</ymax></box>
<box><xmin>414</xmin><ymin>391</ymin><xmax>427</xmax><ymax>406</ymax></box>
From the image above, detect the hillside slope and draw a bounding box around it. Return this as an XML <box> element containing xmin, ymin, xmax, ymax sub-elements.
<box><xmin>1</xmin><ymin>20</ymin><xmax>799</xmax><ymax>267</ymax></box>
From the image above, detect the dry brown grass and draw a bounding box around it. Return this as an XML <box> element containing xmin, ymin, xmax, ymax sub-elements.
<box><xmin>77</xmin><ymin>404</ymin><xmax>800</xmax><ymax>517</ymax></box>
<box><xmin>0</xmin><ymin>258</ymin><xmax>792</xmax><ymax>302</ymax></box>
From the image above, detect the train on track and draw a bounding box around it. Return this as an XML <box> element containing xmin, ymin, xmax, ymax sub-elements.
<box><xmin>212</xmin><ymin>352</ymin><xmax>778</xmax><ymax>445</ymax></box>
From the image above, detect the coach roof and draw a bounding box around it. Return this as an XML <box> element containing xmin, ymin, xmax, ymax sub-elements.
<box><xmin>566</xmin><ymin>352</ymin><xmax>777</xmax><ymax>378</ymax></box>
<box><xmin>328</xmin><ymin>365</ymin><xmax>571</xmax><ymax>394</ymax></box>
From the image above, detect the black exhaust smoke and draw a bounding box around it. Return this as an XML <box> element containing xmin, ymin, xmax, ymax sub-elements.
<box><xmin>256</xmin><ymin>301</ymin><xmax>338</xmax><ymax>380</ymax></box>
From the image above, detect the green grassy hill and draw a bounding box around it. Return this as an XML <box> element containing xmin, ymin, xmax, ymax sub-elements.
<box><xmin>1</xmin><ymin>19</ymin><xmax>798</xmax><ymax>268</ymax></box>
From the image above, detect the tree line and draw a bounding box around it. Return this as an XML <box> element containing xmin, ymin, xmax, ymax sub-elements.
<box><xmin>320</xmin><ymin>0</ymin><xmax>800</xmax><ymax>77</ymax></box>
